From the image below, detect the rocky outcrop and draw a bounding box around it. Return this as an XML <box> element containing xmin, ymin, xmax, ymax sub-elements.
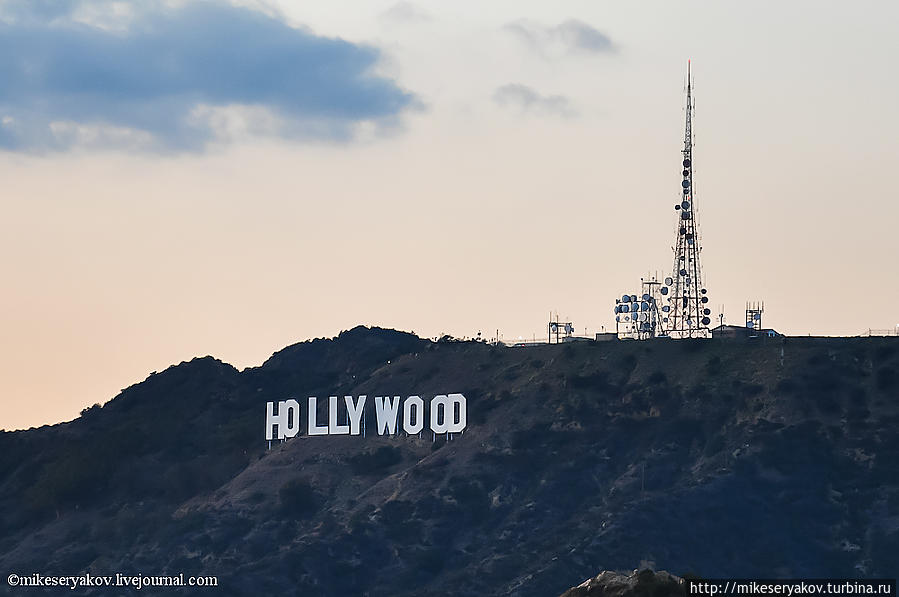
<box><xmin>561</xmin><ymin>569</ymin><xmax>684</xmax><ymax>597</ymax></box>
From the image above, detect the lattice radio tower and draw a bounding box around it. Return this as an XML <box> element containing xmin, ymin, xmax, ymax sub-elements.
<box><xmin>659</xmin><ymin>61</ymin><xmax>711</xmax><ymax>338</ymax></box>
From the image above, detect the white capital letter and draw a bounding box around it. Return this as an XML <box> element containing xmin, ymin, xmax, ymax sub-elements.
<box><xmin>374</xmin><ymin>396</ymin><xmax>400</xmax><ymax>435</ymax></box>
<box><xmin>265</xmin><ymin>401</ymin><xmax>283</xmax><ymax>440</ymax></box>
<box><xmin>446</xmin><ymin>393</ymin><xmax>466</xmax><ymax>433</ymax></box>
<box><xmin>430</xmin><ymin>394</ymin><xmax>450</xmax><ymax>434</ymax></box>
<box><xmin>282</xmin><ymin>399</ymin><xmax>301</xmax><ymax>438</ymax></box>
<box><xmin>346</xmin><ymin>395</ymin><xmax>366</xmax><ymax>436</ymax></box>
<box><xmin>329</xmin><ymin>396</ymin><xmax>350</xmax><ymax>435</ymax></box>
<box><xmin>307</xmin><ymin>397</ymin><xmax>329</xmax><ymax>436</ymax></box>
<box><xmin>403</xmin><ymin>395</ymin><xmax>424</xmax><ymax>434</ymax></box>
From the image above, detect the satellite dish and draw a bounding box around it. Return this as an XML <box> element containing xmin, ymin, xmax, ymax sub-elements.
<box><xmin>664</xmin><ymin>277</ymin><xmax>673</xmax><ymax>285</ymax></box>
<box><xmin>622</xmin><ymin>304</ymin><xmax>629</xmax><ymax>313</ymax></box>
<box><xmin>686</xmin><ymin>319</ymin><xmax>693</xmax><ymax>325</ymax></box>
<box><xmin>679</xmin><ymin>269</ymin><xmax>687</xmax><ymax>276</ymax></box>
<box><xmin>703</xmin><ymin>308</ymin><xmax>711</xmax><ymax>315</ymax></box>
<box><xmin>701</xmin><ymin>288</ymin><xmax>707</xmax><ymax>294</ymax></box>
<box><xmin>683</xmin><ymin>169</ymin><xmax>689</xmax><ymax>177</ymax></box>
<box><xmin>616</xmin><ymin>316</ymin><xmax>620</xmax><ymax>322</ymax></box>
<box><xmin>675</xmin><ymin>204</ymin><xmax>681</xmax><ymax>210</ymax></box>
<box><xmin>662</xmin><ymin>305</ymin><xmax>670</xmax><ymax>313</ymax></box>
<box><xmin>641</xmin><ymin>301</ymin><xmax>649</xmax><ymax>311</ymax></box>
<box><xmin>640</xmin><ymin>312</ymin><xmax>648</xmax><ymax>322</ymax></box>
<box><xmin>682</xmin><ymin>180</ymin><xmax>690</xmax><ymax>188</ymax></box>
<box><xmin>683</xmin><ymin>159</ymin><xmax>691</xmax><ymax>167</ymax></box>
<box><xmin>701</xmin><ymin>317</ymin><xmax>711</xmax><ymax>325</ymax></box>
<box><xmin>685</xmin><ymin>276</ymin><xmax>691</xmax><ymax>285</ymax></box>
<box><xmin>747</xmin><ymin>321</ymin><xmax>755</xmax><ymax>328</ymax></box>
<box><xmin>683</xmin><ymin>297</ymin><xmax>689</xmax><ymax>307</ymax></box>
<box><xmin>683</xmin><ymin>188</ymin><xmax>689</xmax><ymax>195</ymax></box>
<box><xmin>687</xmin><ymin>238</ymin><xmax>694</xmax><ymax>245</ymax></box>
<box><xmin>682</xmin><ymin>211</ymin><xmax>691</xmax><ymax>219</ymax></box>
<box><xmin>631</xmin><ymin>295</ymin><xmax>638</xmax><ymax>302</ymax></box>
<box><xmin>660</xmin><ymin>286</ymin><xmax>669</xmax><ymax>295</ymax></box>
<box><xmin>754</xmin><ymin>313</ymin><xmax>761</xmax><ymax>320</ymax></box>
<box><xmin>642</xmin><ymin>293</ymin><xmax>651</xmax><ymax>301</ymax></box>
<box><xmin>550</xmin><ymin>323</ymin><xmax>558</xmax><ymax>332</ymax></box>
<box><xmin>622</xmin><ymin>295</ymin><xmax>630</xmax><ymax>303</ymax></box>
<box><xmin>662</xmin><ymin>317</ymin><xmax>669</xmax><ymax>323</ymax></box>
<box><xmin>701</xmin><ymin>296</ymin><xmax>709</xmax><ymax>304</ymax></box>
<box><xmin>681</xmin><ymin>201</ymin><xmax>690</xmax><ymax>210</ymax></box>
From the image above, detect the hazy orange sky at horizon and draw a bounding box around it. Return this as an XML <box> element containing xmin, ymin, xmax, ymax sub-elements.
<box><xmin>1</xmin><ymin>0</ymin><xmax>897</xmax><ymax>430</ymax></box>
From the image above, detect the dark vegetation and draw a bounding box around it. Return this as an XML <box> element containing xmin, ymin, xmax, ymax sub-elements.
<box><xmin>278</xmin><ymin>478</ymin><xmax>321</xmax><ymax>519</ymax></box>
<box><xmin>0</xmin><ymin>328</ymin><xmax>898</xmax><ymax>596</ymax></box>
<box><xmin>348</xmin><ymin>445</ymin><xmax>403</xmax><ymax>475</ymax></box>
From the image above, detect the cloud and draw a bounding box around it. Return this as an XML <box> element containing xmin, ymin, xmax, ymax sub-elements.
<box><xmin>0</xmin><ymin>0</ymin><xmax>76</xmax><ymax>24</ymax></box>
<box><xmin>0</xmin><ymin>0</ymin><xmax>419</xmax><ymax>152</ymax></box>
<box><xmin>503</xmin><ymin>19</ymin><xmax>615</xmax><ymax>57</ymax></box>
<box><xmin>380</xmin><ymin>1</ymin><xmax>431</xmax><ymax>24</ymax></box>
<box><xmin>492</xmin><ymin>84</ymin><xmax>576</xmax><ymax>118</ymax></box>
<box><xmin>555</xmin><ymin>19</ymin><xmax>614</xmax><ymax>53</ymax></box>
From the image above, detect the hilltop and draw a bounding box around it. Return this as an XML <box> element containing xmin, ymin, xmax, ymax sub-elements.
<box><xmin>1</xmin><ymin>327</ymin><xmax>898</xmax><ymax>595</ymax></box>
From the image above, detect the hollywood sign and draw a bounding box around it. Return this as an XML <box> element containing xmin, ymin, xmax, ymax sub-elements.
<box><xmin>265</xmin><ymin>394</ymin><xmax>467</xmax><ymax>440</ymax></box>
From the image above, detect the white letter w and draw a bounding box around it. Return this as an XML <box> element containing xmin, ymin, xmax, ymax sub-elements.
<box><xmin>374</xmin><ymin>396</ymin><xmax>400</xmax><ymax>435</ymax></box>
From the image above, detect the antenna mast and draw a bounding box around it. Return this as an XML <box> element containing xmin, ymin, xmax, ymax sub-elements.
<box><xmin>611</xmin><ymin>63</ymin><xmax>713</xmax><ymax>340</ymax></box>
<box><xmin>660</xmin><ymin>61</ymin><xmax>711</xmax><ymax>338</ymax></box>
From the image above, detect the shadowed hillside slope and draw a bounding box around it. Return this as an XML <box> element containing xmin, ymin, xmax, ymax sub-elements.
<box><xmin>1</xmin><ymin>327</ymin><xmax>898</xmax><ymax>595</ymax></box>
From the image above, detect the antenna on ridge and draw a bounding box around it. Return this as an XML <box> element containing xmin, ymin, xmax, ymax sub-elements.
<box><xmin>610</xmin><ymin>62</ymin><xmax>712</xmax><ymax>340</ymax></box>
<box><xmin>660</xmin><ymin>61</ymin><xmax>710</xmax><ymax>338</ymax></box>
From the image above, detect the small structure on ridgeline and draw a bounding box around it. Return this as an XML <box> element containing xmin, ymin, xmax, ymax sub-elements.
<box><xmin>711</xmin><ymin>301</ymin><xmax>780</xmax><ymax>338</ymax></box>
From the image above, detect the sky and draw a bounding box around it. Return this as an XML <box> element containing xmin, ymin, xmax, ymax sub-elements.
<box><xmin>1</xmin><ymin>0</ymin><xmax>898</xmax><ymax>430</ymax></box>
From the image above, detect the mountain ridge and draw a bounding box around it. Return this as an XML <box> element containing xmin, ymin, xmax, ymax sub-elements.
<box><xmin>1</xmin><ymin>327</ymin><xmax>897</xmax><ymax>595</ymax></box>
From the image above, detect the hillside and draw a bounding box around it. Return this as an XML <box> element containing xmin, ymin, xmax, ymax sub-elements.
<box><xmin>1</xmin><ymin>327</ymin><xmax>898</xmax><ymax>595</ymax></box>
